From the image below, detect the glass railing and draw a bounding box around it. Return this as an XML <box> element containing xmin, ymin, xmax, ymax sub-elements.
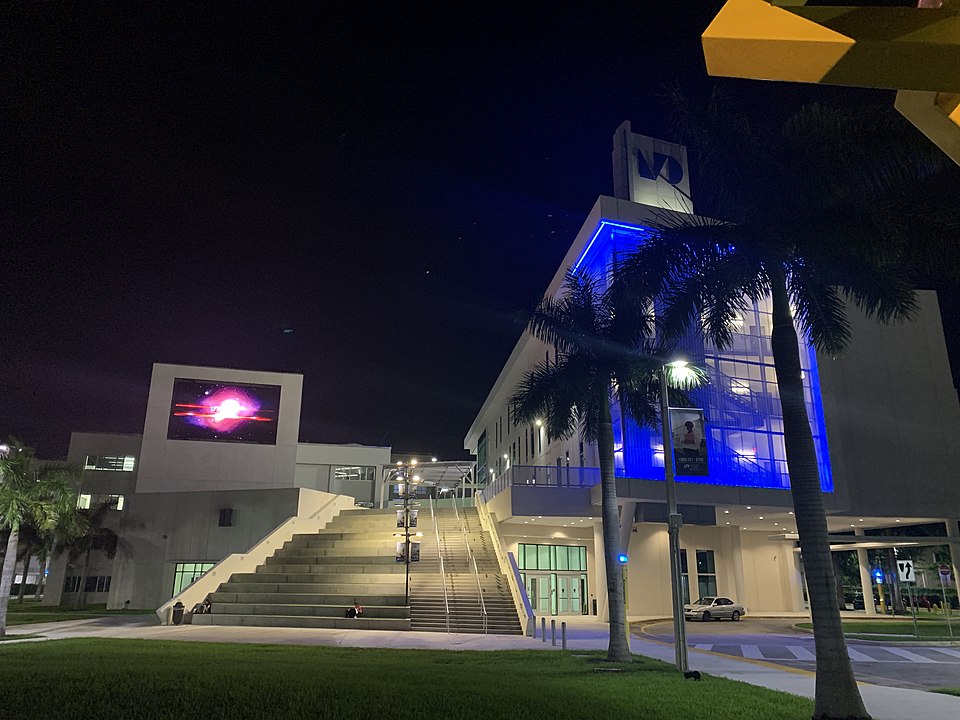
<box><xmin>481</xmin><ymin>465</ymin><xmax>601</xmax><ymax>501</ymax></box>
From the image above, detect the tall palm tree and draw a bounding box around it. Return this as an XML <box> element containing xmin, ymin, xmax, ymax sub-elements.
<box><xmin>0</xmin><ymin>439</ymin><xmax>77</xmax><ymax>636</ymax></box>
<box><xmin>613</xmin><ymin>95</ymin><xmax>957</xmax><ymax>719</ymax></box>
<box><xmin>511</xmin><ymin>269</ymin><xmax>704</xmax><ymax>662</ymax></box>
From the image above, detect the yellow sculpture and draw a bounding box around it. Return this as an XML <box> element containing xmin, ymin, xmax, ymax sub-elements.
<box><xmin>702</xmin><ymin>0</ymin><xmax>960</xmax><ymax>163</ymax></box>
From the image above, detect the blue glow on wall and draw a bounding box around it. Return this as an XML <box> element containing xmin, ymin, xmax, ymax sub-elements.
<box><xmin>577</xmin><ymin>220</ymin><xmax>833</xmax><ymax>493</ymax></box>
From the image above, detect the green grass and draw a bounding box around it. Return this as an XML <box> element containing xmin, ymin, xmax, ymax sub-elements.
<box><xmin>796</xmin><ymin>619</ymin><xmax>958</xmax><ymax>641</ymax></box>
<box><xmin>5</xmin><ymin>602</ymin><xmax>155</xmax><ymax>627</ymax></box>
<box><xmin>933</xmin><ymin>688</ymin><xmax>960</xmax><ymax>697</ymax></box>
<box><xmin>0</xmin><ymin>639</ymin><xmax>814</xmax><ymax>720</ymax></box>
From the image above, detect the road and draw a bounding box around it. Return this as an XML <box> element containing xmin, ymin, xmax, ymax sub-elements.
<box><xmin>639</xmin><ymin>617</ymin><xmax>960</xmax><ymax>691</ymax></box>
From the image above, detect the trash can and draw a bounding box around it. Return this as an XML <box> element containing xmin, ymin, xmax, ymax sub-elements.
<box><xmin>171</xmin><ymin>601</ymin><xmax>185</xmax><ymax>626</ymax></box>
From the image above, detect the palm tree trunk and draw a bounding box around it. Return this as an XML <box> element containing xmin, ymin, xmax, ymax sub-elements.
<box><xmin>770</xmin><ymin>271</ymin><xmax>869</xmax><ymax>719</ymax></box>
<box><xmin>0</xmin><ymin>522</ymin><xmax>20</xmax><ymax>637</ymax></box>
<box><xmin>35</xmin><ymin>554</ymin><xmax>47</xmax><ymax>601</ymax></box>
<box><xmin>599</xmin><ymin>392</ymin><xmax>632</xmax><ymax>661</ymax></box>
<box><xmin>17</xmin><ymin>553</ymin><xmax>31</xmax><ymax>604</ymax></box>
<box><xmin>75</xmin><ymin>546</ymin><xmax>92</xmax><ymax>610</ymax></box>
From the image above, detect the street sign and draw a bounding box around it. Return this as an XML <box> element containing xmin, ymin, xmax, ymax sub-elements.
<box><xmin>940</xmin><ymin>564</ymin><xmax>954</xmax><ymax>585</ymax></box>
<box><xmin>897</xmin><ymin>559</ymin><xmax>915</xmax><ymax>583</ymax></box>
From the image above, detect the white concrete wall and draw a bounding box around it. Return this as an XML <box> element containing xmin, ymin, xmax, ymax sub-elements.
<box><xmin>137</xmin><ymin>364</ymin><xmax>303</xmax><ymax>493</ymax></box>
<box><xmin>818</xmin><ymin>292</ymin><xmax>960</xmax><ymax>518</ymax></box>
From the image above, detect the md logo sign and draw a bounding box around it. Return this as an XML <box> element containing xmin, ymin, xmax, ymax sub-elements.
<box><xmin>637</xmin><ymin>150</ymin><xmax>684</xmax><ymax>186</ymax></box>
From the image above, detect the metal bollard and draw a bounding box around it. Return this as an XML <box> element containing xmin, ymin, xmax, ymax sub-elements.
<box><xmin>541</xmin><ymin>616</ymin><xmax>547</xmax><ymax>642</ymax></box>
<box><xmin>551</xmin><ymin>619</ymin><xmax>556</xmax><ymax>646</ymax></box>
<box><xmin>561</xmin><ymin>621</ymin><xmax>567</xmax><ymax>650</ymax></box>
<box><xmin>529</xmin><ymin>616</ymin><xmax>536</xmax><ymax>638</ymax></box>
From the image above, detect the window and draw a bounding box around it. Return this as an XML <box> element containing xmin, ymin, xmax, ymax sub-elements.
<box><xmin>517</xmin><ymin>544</ymin><xmax>588</xmax><ymax>571</ymax></box>
<box><xmin>172</xmin><ymin>563</ymin><xmax>215</xmax><ymax>596</ymax></box>
<box><xmin>680</xmin><ymin>549</ymin><xmax>690</xmax><ymax>604</ymax></box>
<box><xmin>77</xmin><ymin>494</ymin><xmax>124</xmax><ymax>510</ymax></box>
<box><xmin>218</xmin><ymin>508</ymin><xmax>233</xmax><ymax>527</ymax></box>
<box><xmin>65</xmin><ymin>576</ymin><xmax>111</xmax><ymax>593</ymax></box>
<box><xmin>696</xmin><ymin>549</ymin><xmax>718</xmax><ymax>598</ymax></box>
<box><xmin>84</xmin><ymin>455</ymin><xmax>135</xmax><ymax>472</ymax></box>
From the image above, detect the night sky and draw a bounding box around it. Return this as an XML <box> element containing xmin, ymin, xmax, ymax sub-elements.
<box><xmin>4</xmin><ymin>3</ymin><xmax>957</xmax><ymax>461</ymax></box>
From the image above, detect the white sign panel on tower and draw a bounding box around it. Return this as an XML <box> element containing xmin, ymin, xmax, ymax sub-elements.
<box><xmin>612</xmin><ymin>121</ymin><xmax>693</xmax><ymax>212</ymax></box>
<box><xmin>897</xmin><ymin>559</ymin><xmax>915</xmax><ymax>583</ymax></box>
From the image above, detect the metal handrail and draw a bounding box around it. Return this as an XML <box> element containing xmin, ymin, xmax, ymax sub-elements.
<box><xmin>476</xmin><ymin>493</ymin><xmax>534</xmax><ymax>635</ymax></box>
<box><xmin>430</xmin><ymin>496</ymin><xmax>450</xmax><ymax>633</ymax></box>
<box><xmin>453</xmin><ymin>492</ymin><xmax>488</xmax><ymax>634</ymax></box>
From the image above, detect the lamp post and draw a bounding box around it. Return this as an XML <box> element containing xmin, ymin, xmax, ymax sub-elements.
<box><xmin>660</xmin><ymin>361</ymin><xmax>689</xmax><ymax>673</ymax></box>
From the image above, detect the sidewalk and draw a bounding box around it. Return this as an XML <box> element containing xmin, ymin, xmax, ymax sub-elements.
<box><xmin>7</xmin><ymin>615</ymin><xmax>960</xmax><ymax>720</ymax></box>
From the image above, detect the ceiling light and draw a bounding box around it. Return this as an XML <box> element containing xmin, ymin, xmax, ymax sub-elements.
<box><xmin>773</xmin><ymin>522</ymin><xmax>778</xmax><ymax>526</ymax></box>
<box><xmin>759</xmin><ymin>516</ymin><xmax>764</xmax><ymax>520</ymax></box>
<box><xmin>724</xmin><ymin>510</ymin><xmax>730</xmax><ymax>514</ymax></box>
<box><xmin>725</xmin><ymin>522</ymin><xmax>730</xmax><ymax>525</ymax></box>
<box><xmin>859</xmin><ymin>519</ymin><xmax>864</xmax><ymax>522</ymax></box>
<box><xmin>746</xmin><ymin>506</ymin><xmax>752</xmax><ymax>510</ymax></box>
<box><xmin>896</xmin><ymin>519</ymin><xmax>901</xmax><ymax>523</ymax></box>
<box><xmin>789</xmin><ymin>511</ymin><xmax>794</xmax><ymax>515</ymax></box>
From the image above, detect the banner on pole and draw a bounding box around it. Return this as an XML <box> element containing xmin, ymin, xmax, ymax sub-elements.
<box><xmin>669</xmin><ymin>408</ymin><xmax>708</xmax><ymax>476</ymax></box>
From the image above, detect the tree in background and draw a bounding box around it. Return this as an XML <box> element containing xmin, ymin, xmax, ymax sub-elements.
<box><xmin>511</xmin><ymin>269</ymin><xmax>704</xmax><ymax>662</ymax></box>
<box><xmin>55</xmin><ymin>499</ymin><xmax>119</xmax><ymax>609</ymax></box>
<box><xmin>0</xmin><ymin>439</ymin><xmax>78</xmax><ymax>636</ymax></box>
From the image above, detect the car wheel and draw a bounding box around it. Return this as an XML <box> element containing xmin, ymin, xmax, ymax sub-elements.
<box><xmin>702</xmin><ymin>611</ymin><xmax>711</xmax><ymax>622</ymax></box>
<box><xmin>731</xmin><ymin>611</ymin><xmax>741</xmax><ymax>622</ymax></box>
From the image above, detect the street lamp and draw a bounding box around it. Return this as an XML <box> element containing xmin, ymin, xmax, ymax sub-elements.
<box><xmin>660</xmin><ymin>359</ymin><xmax>690</xmax><ymax>673</ymax></box>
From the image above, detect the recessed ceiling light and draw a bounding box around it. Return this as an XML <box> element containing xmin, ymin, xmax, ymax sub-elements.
<box><xmin>725</xmin><ymin>522</ymin><xmax>730</xmax><ymax>525</ymax></box>
<box><xmin>788</xmin><ymin>511</ymin><xmax>794</xmax><ymax>515</ymax></box>
<box><xmin>850</xmin><ymin>524</ymin><xmax>855</xmax><ymax>527</ymax></box>
<box><xmin>724</xmin><ymin>510</ymin><xmax>730</xmax><ymax>514</ymax></box>
<box><xmin>746</xmin><ymin>506</ymin><xmax>752</xmax><ymax>510</ymax></box>
<box><xmin>896</xmin><ymin>519</ymin><xmax>901</xmax><ymax>522</ymax></box>
<box><xmin>859</xmin><ymin>519</ymin><xmax>864</xmax><ymax>522</ymax></box>
<box><xmin>773</xmin><ymin>522</ymin><xmax>778</xmax><ymax>526</ymax></box>
<box><xmin>538</xmin><ymin>516</ymin><xmax>542</xmax><ymax>519</ymax></box>
<box><xmin>759</xmin><ymin>516</ymin><xmax>764</xmax><ymax>519</ymax></box>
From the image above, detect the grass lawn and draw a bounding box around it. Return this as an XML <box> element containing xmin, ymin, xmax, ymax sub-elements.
<box><xmin>796</xmin><ymin>618</ymin><xmax>958</xmax><ymax>641</ymax></box>
<box><xmin>933</xmin><ymin>688</ymin><xmax>960</xmax><ymax>697</ymax></box>
<box><xmin>0</xmin><ymin>639</ymin><xmax>814</xmax><ymax>720</ymax></box>
<box><xmin>5</xmin><ymin>602</ymin><xmax>156</xmax><ymax>627</ymax></box>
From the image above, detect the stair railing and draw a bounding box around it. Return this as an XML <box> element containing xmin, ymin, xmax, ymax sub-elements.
<box><xmin>476</xmin><ymin>493</ymin><xmax>534</xmax><ymax>636</ymax></box>
<box><xmin>430</xmin><ymin>496</ymin><xmax>451</xmax><ymax>633</ymax></box>
<box><xmin>453</xmin><ymin>491</ymin><xmax>488</xmax><ymax>634</ymax></box>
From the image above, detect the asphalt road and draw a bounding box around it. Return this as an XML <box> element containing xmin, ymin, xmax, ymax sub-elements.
<box><xmin>639</xmin><ymin>618</ymin><xmax>960</xmax><ymax>691</ymax></box>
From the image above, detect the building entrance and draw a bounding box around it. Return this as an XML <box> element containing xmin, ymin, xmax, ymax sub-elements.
<box><xmin>524</xmin><ymin>573</ymin><xmax>588</xmax><ymax>616</ymax></box>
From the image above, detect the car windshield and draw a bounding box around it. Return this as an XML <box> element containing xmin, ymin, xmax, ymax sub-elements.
<box><xmin>694</xmin><ymin>597</ymin><xmax>715</xmax><ymax>605</ymax></box>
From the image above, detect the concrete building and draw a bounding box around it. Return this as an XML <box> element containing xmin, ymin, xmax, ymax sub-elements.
<box><xmin>463</xmin><ymin>123</ymin><xmax>960</xmax><ymax>620</ymax></box>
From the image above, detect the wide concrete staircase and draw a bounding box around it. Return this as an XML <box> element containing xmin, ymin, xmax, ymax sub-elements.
<box><xmin>411</xmin><ymin>506</ymin><xmax>522</xmax><ymax>635</ymax></box>
<box><xmin>194</xmin><ymin>508</ymin><xmax>411</xmax><ymax>630</ymax></box>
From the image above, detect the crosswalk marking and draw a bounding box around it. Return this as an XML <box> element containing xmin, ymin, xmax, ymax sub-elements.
<box><xmin>846</xmin><ymin>647</ymin><xmax>876</xmax><ymax>662</ymax></box>
<box><xmin>881</xmin><ymin>647</ymin><xmax>936</xmax><ymax>663</ymax></box>
<box><xmin>785</xmin><ymin>645</ymin><xmax>816</xmax><ymax>661</ymax></box>
<box><xmin>739</xmin><ymin>644</ymin><xmax>764</xmax><ymax>659</ymax></box>
<box><xmin>930</xmin><ymin>647</ymin><xmax>960</xmax><ymax>660</ymax></box>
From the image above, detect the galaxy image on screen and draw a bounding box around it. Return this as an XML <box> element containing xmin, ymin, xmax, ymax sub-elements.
<box><xmin>167</xmin><ymin>379</ymin><xmax>281</xmax><ymax>444</ymax></box>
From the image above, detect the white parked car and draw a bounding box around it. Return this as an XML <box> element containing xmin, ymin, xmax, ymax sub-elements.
<box><xmin>683</xmin><ymin>596</ymin><xmax>745</xmax><ymax>621</ymax></box>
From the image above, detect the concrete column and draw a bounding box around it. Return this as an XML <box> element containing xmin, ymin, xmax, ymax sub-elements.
<box><xmin>729</xmin><ymin>527</ymin><xmax>746</xmax><ymax>606</ymax></box>
<box><xmin>618</xmin><ymin>502</ymin><xmax>636</xmax><ymax>560</ymax></box>
<box><xmin>593</xmin><ymin>522</ymin><xmax>609</xmax><ymax>622</ymax></box>
<box><xmin>855</xmin><ymin>528</ymin><xmax>878</xmax><ymax>616</ymax></box>
<box><xmin>788</xmin><ymin>549</ymin><xmax>807</xmax><ymax>612</ymax></box>
<box><xmin>946</xmin><ymin>519</ymin><xmax>960</xmax><ymax>591</ymax></box>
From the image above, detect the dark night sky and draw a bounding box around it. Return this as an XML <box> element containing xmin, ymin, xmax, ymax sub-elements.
<box><xmin>3</xmin><ymin>2</ymin><xmax>957</xmax><ymax>460</ymax></box>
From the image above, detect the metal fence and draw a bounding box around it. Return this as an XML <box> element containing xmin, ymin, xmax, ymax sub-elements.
<box><xmin>481</xmin><ymin>465</ymin><xmax>601</xmax><ymax>501</ymax></box>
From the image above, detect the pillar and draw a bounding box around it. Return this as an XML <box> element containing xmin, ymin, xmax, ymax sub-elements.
<box><xmin>855</xmin><ymin>528</ymin><xmax>877</xmax><ymax>615</ymax></box>
<box><xmin>947</xmin><ymin>519</ymin><xmax>960</xmax><ymax>591</ymax></box>
<box><xmin>593</xmin><ymin>522</ymin><xmax>608</xmax><ymax>621</ymax></box>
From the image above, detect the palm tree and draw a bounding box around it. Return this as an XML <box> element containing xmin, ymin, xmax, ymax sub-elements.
<box><xmin>55</xmin><ymin>499</ymin><xmax>119</xmax><ymax>609</ymax></box>
<box><xmin>510</xmin><ymin>269</ymin><xmax>705</xmax><ymax>662</ymax></box>
<box><xmin>0</xmin><ymin>439</ymin><xmax>78</xmax><ymax>636</ymax></box>
<box><xmin>613</xmin><ymin>95</ymin><xmax>956</xmax><ymax>719</ymax></box>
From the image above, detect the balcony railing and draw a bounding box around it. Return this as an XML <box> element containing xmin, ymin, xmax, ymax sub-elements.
<box><xmin>481</xmin><ymin>464</ymin><xmax>601</xmax><ymax>502</ymax></box>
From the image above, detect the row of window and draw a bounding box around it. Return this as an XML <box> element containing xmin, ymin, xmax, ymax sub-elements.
<box><xmin>83</xmin><ymin>455</ymin><xmax>136</xmax><ymax>472</ymax></box>
<box><xmin>77</xmin><ymin>494</ymin><xmax>125</xmax><ymax>510</ymax></box>
<box><xmin>680</xmin><ymin>549</ymin><xmax>718</xmax><ymax>602</ymax></box>
<box><xmin>517</xmin><ymin>543</ymin><xmax>588</xmax><ymax>572</ymax></box>
<box><xmin>172</xmin><ymin>563</ymin><xmax>215</xmax><ymax>596</ymax></box>
<box><xmin>64</xmin><ymin>575</ymin><xmax>112</xmax><ymax>593</ymax></box>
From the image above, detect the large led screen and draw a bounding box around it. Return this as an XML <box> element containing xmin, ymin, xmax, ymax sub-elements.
<box><xmin>167</xmin><ymin>379</ymin><xmax>281</xmax><ymax>444</ymax></box>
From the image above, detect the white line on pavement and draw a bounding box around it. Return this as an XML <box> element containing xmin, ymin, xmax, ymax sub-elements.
<box><xmin>785</xmin><ymin>645</ymin><xmax>817</xmax><ymax>661</ymax></box>
<box><xmin>740</xmin><ymin>644</ymin><xmax>765</xmax><ymax>659</ymax></box>
<box><xmin>880</xmin><ymin>647</ymin><xmax>936</xmax><ymax>663</ymax></box>
<box><xmin>847</xmin><ymin>647</ymin><xmax>877</xmax><ymax>662</ymax></box>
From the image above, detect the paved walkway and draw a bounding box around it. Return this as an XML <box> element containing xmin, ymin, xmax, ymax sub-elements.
<box><xmin>6</xmin><ymin>616</ymin><xmax>960</xmax><ymax>720</ymax></box>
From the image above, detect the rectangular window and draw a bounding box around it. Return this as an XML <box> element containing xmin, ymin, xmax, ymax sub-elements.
<box><xmin>680</xmin><ymin>549</ymin><xmax>690</xmax><ymax>604</ymax></box>
<box><xmin>696</xmin><ymin>549</ymin><xmax>718</xmax><ymax>598</ymax></box>
<box><xmin>84</xmin><ymin>455</ymin><xmax>136</xmax><ymax>472</ymax></box>
<box><xmin>76</xmin><ymin>494</ymin><xmax>124</xmax><ymax>511</ymax></box>
<box><xmin>172</xmin><ymin>562</ymin><xmax>216</xmax><ymax>597</ymax></box>
<box><xmin>218</xmin><ymin>508</ymin><xmax>233</xmax><ymax>527</ymax></box>
<box><xmin>517</xmin><ymin>543</ymin><xmax>588</xmax><ymax>571</ymax></box>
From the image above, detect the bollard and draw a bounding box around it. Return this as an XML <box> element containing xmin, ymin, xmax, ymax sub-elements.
<box><xmin>529</xmin><ymin>616</ymin><xmax>536</xmax><ymax>638</ymax></box>
<box><xmin>541</xmin><ymin>616</ymin><xmax>547</xmax><ymax>642</ymax></box>
<box><xmin>562</xmin><ymin>621</ymin><xmax>567</xmax><ymax>650</ymax></box>
<box><xmin>551</xmin><ymin>619</ymin><xmax>556</xmax><ymax>646</ymax></box>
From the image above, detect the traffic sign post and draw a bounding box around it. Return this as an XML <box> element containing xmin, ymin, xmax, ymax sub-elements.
<box><xmin>896</xmin><ymin>560</ymin><xmax>920</xmax><ymax>639</ymax></box>
<box><xmin>938</xmin><ymin>564</ymin><xmax>954</xmax><ymax>639</ymax></box>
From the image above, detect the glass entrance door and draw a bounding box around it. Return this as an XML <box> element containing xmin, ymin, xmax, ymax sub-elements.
<box><xmin>525</xmin><ymin>573</ymin><xmax>587</xmax><ymax>615</ymax></box>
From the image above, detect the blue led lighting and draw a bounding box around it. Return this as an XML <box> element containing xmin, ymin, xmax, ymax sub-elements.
<box><xmin>617</xmin><ymin>553</ymin><xmax>629</xmax><ymax>564</ymax></box>
<box><xmin>575</xmin><ymin>219</ymin><xmax>833</xmax><ymax>493</ymax></box>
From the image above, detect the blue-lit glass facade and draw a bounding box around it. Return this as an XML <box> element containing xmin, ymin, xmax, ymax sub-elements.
<box><xmin>577</xmin><ymin>220</ymin><xmax>833</xmax><ymax>493</ymax></box>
